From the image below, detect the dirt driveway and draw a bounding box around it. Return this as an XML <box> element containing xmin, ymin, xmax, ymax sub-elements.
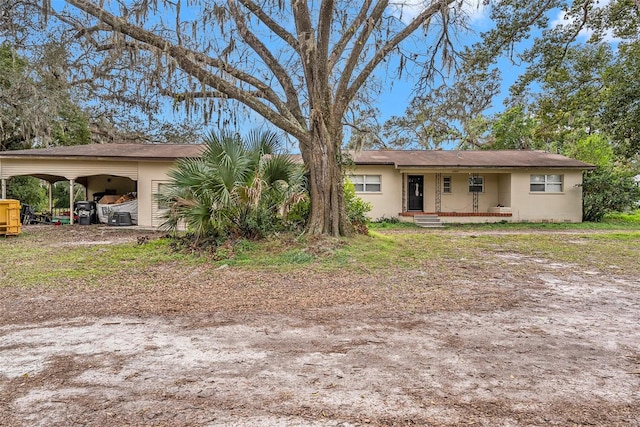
<box><xmin>1</xmin><ymin>226</ymin><xmax>639</xmax><ymax>426</ymax></box>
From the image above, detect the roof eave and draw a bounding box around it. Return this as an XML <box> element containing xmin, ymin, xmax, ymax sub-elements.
<box><xmin>395</xmin><ymin>164</ymin><xmax>595</xmax><ymax>170</ymax></box>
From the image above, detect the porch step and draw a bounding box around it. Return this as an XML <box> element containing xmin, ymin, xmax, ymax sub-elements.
<box><xmin>413</xmin><ymin>214</ymin><xmax>446</xmax><ymax>228</ymax></box>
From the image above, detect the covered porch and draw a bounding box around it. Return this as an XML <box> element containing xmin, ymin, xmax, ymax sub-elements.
<box><xmin>399</xmin><ymin>171</ymin><xmax>514</xmax><ymax>223</ymax></box>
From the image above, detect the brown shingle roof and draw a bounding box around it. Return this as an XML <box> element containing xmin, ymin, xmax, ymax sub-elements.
<box><xmin>0</xmin><ymin>144</ymin><xmax>595</xmax><ymax>169</ymax></box>
<box><xmin>351</xmin><ymin>150</ymin><xmax>595</xmax><ymax>169</ymax></box>
<box><xmin>0</xmin><ymin>143</ymin><xmax>204</xmax><ymax>161</ymax></box>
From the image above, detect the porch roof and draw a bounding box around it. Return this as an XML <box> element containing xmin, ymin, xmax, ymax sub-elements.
<box><xmin>351</xmin><ymin>150</ymin><xmax>595</xmax><ymax>170</ymax></box>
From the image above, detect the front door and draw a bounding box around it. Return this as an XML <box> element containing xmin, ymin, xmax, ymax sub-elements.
<box><xmin>408</xmin><ymin>175</ymin><xmax>424</xmax><ymax>211</ymax></box>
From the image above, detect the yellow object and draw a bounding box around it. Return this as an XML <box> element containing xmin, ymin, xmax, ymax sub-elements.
<box><xmin>0</xmin><ymin>199</ymin><xmax>21</xmax><ymax>236</ymax></box>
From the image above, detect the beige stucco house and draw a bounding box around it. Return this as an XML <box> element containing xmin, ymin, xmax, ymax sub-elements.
<box><xmin>0</xmin><ymin>144</ymin><xmax>594</xmax><ymax>226</ymax></box>
<box><xmin>349</xmin><ymin>150</ymin><xmax>594</xmax><ymax>223</ymax></box>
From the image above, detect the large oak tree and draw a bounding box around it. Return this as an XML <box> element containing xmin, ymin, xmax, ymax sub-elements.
<box><xmin>5</xmin><ymin>0</ymin><xmax>475</xmax><ymax>236</ymax></box>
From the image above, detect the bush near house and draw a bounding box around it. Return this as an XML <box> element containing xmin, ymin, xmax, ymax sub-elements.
<box><xmin>158</xmin><ymin>130</ymin><xmax>307</xmax><ymax>245</ymax></box>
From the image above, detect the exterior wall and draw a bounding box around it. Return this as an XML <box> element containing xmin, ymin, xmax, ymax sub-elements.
<box><xmin>498</xmin><ymin>173</ymin><xmax>512</xmax><ymax>207</ymax></box>
<box><xmin>0</xmin><ymin>156</ymin><xmax>176</xmax><ymax>227</ymax></box>
<box><xmin>352</xmin><ymin>166</ymin><xmax>584</xmax><ymax>223</ymax></box>
<box><xmin>0</xmin><ymin>159</ymin><xmax>138</xmax><ymax>181</ymax></box>
<box><xmin>347</xmin><ymin>165</ymin><xmax>402</xmax><ymax>221</ymax></box>
<box><xmin>400</xmin><ymin>171</ymin><xmax>503</xmax><ymax>214</ymax></box>
<box><xmin>1</xmin><ymin>155</ymin><xmax>586</xmax><ymax>226</ymax></box>
<box><xmin>137</xmin><ymin>161</ymin><xmax>176</xmax><ymax>227</ymax></box>
<box><xmin>437</xmin><ymin>173</ymin><xmax>501</xmax><ymax>213</ymax></box>
<box><xmin>509</xmin><ymin>170</ymin><xmax>583</xmax><ymax>222</ymax></box>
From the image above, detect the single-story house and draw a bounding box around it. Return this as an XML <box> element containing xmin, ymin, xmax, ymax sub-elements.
<box><xmin>348</xmin><ymin>150</ymin><xmax>594</xmax><ymax>223</ymax></box>
<box><xmin>0</xmin><ymin>144</ymin><xmax>594</xmax><ymax>226</ymax></box>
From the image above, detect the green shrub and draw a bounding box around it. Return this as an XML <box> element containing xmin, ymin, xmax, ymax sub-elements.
<box><xmin>583</xmin><ymin>167</ymin><xmax>640</xmax><ymax>222</ymax></box>
<box><xmin>344</xmin><ymin>181</ymin><xmax>372</xmax><ymax>234</ymax></box>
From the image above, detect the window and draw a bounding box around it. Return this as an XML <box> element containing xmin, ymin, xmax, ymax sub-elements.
<box><xmin>443</xmin><ymin>176</ymin><xmax>452</xmax><ymax>193</ymax></box>
<box><xmin>530</xmin><ymin>174</ymin><xmax>563</xmax><ymax>192</ymax></box>
<box><xmin>468</xmin><ymin>176</ymin><xmax>484</xmax><ymax>193</ymax></box>
<box><xmin>350</xmin><ymin>175</ymin><xmax>381</xmax><ymax>192</ymax></box>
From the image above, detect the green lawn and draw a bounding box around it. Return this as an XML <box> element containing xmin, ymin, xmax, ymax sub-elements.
<box><xmin>2</xmin><ymin>214</ymin><xmax>639</xmax><ymax>288</ymax></box>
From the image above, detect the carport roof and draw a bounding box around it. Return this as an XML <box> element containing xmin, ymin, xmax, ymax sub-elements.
<box><xmin>0</xmin><ymin>143</ymin><xmax>205</xmax><ymax>161</ymax></box>
<box><xmin>0</xmin><ymin>144</ymin><xmax>595</xmax><ymax>169</ymax></box>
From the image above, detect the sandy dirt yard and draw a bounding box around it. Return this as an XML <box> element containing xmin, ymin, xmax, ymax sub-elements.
<box><xmin>0</xmin><ymin>226</ymin><xmax>639</xmax><ymax>426</ymax></box>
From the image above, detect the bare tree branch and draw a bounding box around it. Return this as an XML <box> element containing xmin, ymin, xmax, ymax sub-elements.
<box><xmin>64</xmin><ymin>0</ymin><xmax>307</xmax><ymax>140</ymax></box>
<box><xmin>236</xmin><ymin>0</ymin><xmax>299</xmax><ymax>50</ymax></box>
<box><xmin>341</xmin><ymin>0</ymin><xmax>455</xmax><ymax>116</ymax></box>
<box><xmin>328</xmin><ymin>0</ymin><xmax>373</xmax><ymax>70</ymax></box>
<box><xmin>227</xmin><ymin>0</ymin><xmax>306</xmax><ymax>130</ymax></box>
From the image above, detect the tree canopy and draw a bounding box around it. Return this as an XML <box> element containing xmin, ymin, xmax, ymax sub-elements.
<box><xmin>0</xmin><ymin>43</ymin><xmax>91</xmax><ymax>150</ymax></box>
<box><xmin>2</xmin><ymin>0</ymin><xmax>479</xmax><ymax>235</ymax></box>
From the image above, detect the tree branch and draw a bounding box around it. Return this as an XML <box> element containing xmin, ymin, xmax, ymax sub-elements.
<box><xmin>227</xmin><ymin>0</ymin><xmax>307</xmax><ymax>130</ymax></box>
<box><xmin>334</xmin><ymin>0</ymin><xmax>389</xmax><ymax>116</ymax></box>
<box><xmin>63</xmin><ymin>0</ymin><xmax>307</xmax><ymax>140</ymax></box>
<box><xmin>342</xmin><ymin>0</ymin><xmax>455</xmax><ymax>114</ymax></box>
<box><xmin>235</xmin><ymin>0</ymin><xmax>299</xmax><ymax>50</ymax></box>
<box><xmin>329</xmin><ymin>0</ymin><xmax>373</xmax><ymax>71</ymax></box>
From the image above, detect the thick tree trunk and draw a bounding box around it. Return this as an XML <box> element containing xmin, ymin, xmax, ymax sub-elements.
<box><xmin>301</xmin><ymin>112</ymin><xmax>352</xmax><ymax>237</ymax></box>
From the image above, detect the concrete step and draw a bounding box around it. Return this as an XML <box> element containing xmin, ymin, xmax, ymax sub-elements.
<box><xmin>413</xmin><ymin>214</ymin><xmax>446</xmax><ymax>228</ymax></box>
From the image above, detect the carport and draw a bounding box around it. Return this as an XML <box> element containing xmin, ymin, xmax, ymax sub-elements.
<box><xmin>0</xmin><ymin>144</ymin><xmax>203</xmax><ymax>227</ymax></box>
<box><xmin>1</xmin><ymin>167</ymin><xmax>136</xmax><ymax>225</ymax></box>
<box><xmin>1</xmin><ymin>172</ymin><xmax>88</xmax><ymax>225</ymax></box>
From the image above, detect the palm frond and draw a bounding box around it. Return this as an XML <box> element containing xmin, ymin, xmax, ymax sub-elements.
<box><xmin>164</xmin><ymin>128</ymin><xmax>309</xmax><ymax>239</ymax></box>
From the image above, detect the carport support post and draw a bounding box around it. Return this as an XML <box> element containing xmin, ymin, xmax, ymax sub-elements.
<box><xmin>1</xmin><ymin>178</ymin><xmax>6</xmax><ymax>199</ymax></box>
<box><xmin>48</xmin><ymin>182</ymin><xmax>53</xmax><ymax>213</ymax></box>
<box><xmin>69</xmin><ymin>179</ymin><xmax>74</xmax><ymax>225</ymax></box>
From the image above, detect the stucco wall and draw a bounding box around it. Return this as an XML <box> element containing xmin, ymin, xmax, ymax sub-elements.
<box><xmin>0</xmin><ymin>159</ymin><xmax>138</xmax><ymax>181</ymax></box>
<box><xmin>435</xmin><ymin>173</ymin><xmax>502</xmax><ymax>213</ymax></box>
<box><xmin>509</xmin><ymin>170</ymin><xmax>583</xmax><ymax>222</ymax></box>
<box><xmin>498</xmin><ymin>174</ymin><xmax>512</xmax><ymax>207</ymax></box>
<box><xmin>137</xmin><ymin>161</ymin><xmax>176</xmax><ymax>227</ymax></box>
<box><xmin>347</xmin><ymin>165</ymin><xmax>402</xmax><ymax>221</ymax></box>
<box><xmin>1</xmin><ymin>155</ymin><xmax>586</xmax><ymax>226</ymax></box>
<box><xmin>351</xmin><ymin>166</ymin><xmax>584</xmax><ymax>223</ymax></box>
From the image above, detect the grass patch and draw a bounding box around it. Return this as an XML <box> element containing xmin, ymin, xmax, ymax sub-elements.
<box><xmin>448</xmin><ymin>220</ymin><xmax>639</xmax><ymax>231</ymax></box>
<box><xmin>459</xmin><ymin>231</ymin><xmax>640</xmax><ymax>273</ymax></box>
<box><xmin>602</xmin><ymin>209</ymin><xmax>640</xmax><ymax>224</ymax></box>
<box><xmin>368</xmin><ymin>220</ymin><xmax>418</xmax><ymax>230</ymax></box>
<box><xmin>0</xmin><ymin>238</ymin><xmax>201</xmax><ymax>288</ymax></box>
<box><xmin>2</xmin><ymin>224</ymin><xmax>639</xmax><ymax>288</ymax></box>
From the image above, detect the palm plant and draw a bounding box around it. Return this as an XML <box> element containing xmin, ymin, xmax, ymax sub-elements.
<box><xmin>158</xmin><ymin>130</ymin><xmax>307</xmax><ymax>240</ymax></box>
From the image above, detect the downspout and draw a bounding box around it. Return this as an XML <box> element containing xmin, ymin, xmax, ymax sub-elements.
<box><xmin>1</xmin><ymin>178</ymin><xmax>6</xmax><ymax>199</ymax></box>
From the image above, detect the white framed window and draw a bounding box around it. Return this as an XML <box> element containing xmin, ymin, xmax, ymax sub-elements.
<box><xmin>350</xmin><ymin>175</ymin><xmax>381</xmax><ymax>192</ymax></box>
<box><xmin>468</xmin><ymin>176</ymin><xmax>484</xmax><ymax>193</ymax></box>
<box><xmin>530</xmin><ymin>174</ymin><xmax>563</xmax><ymax>192</ymax></box>
<box><xmin>443</xmin><ymin>176</ymin><xmax>452</xmax><ymax>193</ymax></box>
